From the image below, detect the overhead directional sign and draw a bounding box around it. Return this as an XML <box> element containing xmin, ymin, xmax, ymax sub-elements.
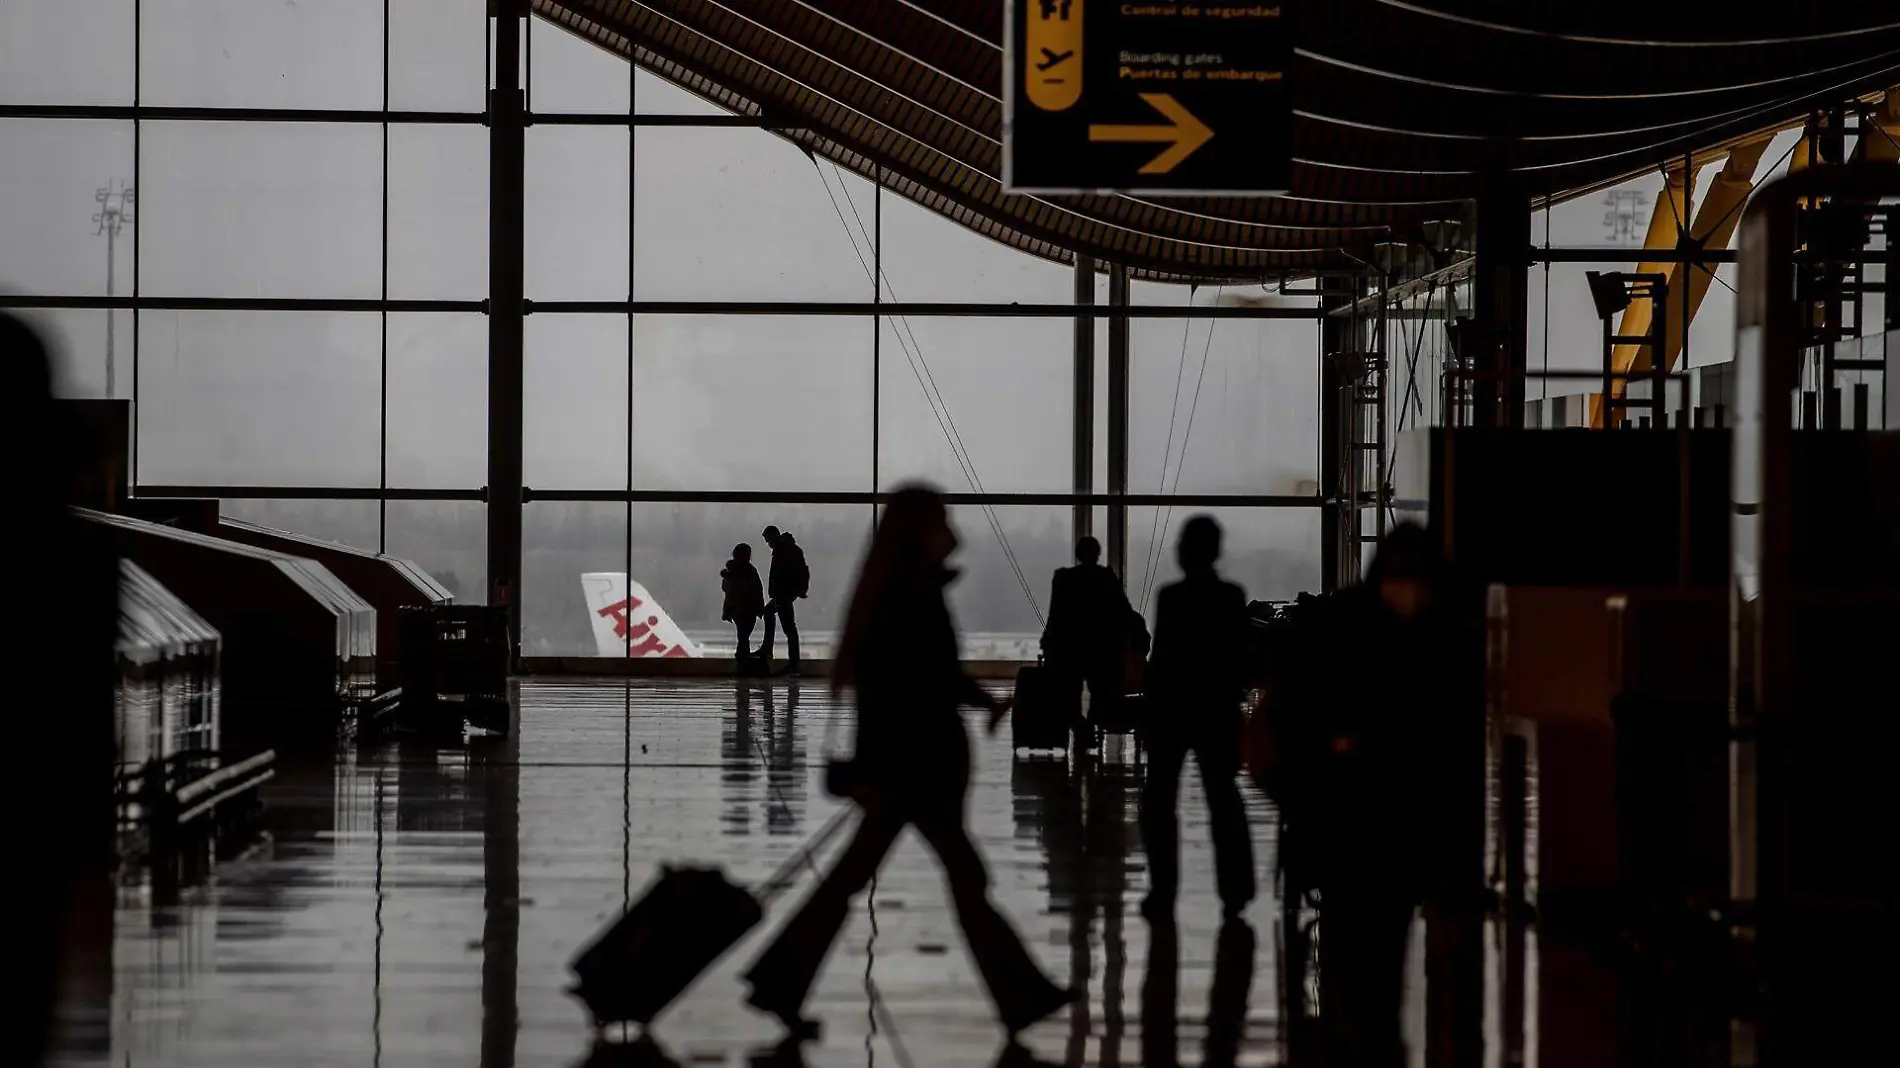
<box><xmin>1004</xmin><ymin>1</ymin><xmax>1292</xmax><ymax>196</ymax></box>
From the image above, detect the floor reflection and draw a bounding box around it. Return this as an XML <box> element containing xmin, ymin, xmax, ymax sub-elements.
<box><xmin>56</xmin><ymin>679</ymin><xmax>1286</xmax><ymax>1067</ymax></box>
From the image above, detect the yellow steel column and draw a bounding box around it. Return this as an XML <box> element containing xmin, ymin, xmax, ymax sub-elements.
<box><xmin>1589</xmin><ymin>163</ymin><xmax>1693</xmax><ymax>427</ymax></box>
<box><xmin>1589</xmin><ymin>137</ymin><xmax>1773</xmax><ymax>427</ymax></box>
<box><xmin>1657</xmin><ymin>138</ymin><xmax>1770</xmax><ymax>374</ymax></box>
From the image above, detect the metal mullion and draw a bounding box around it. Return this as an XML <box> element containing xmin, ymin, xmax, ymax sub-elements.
<box><xmin>134</xmin><ymin>486</ymin><xmax>487</xmax><ymax>501</ymax></box>
<box><xmin>0</xmin><ymin>104</ymin><xmax>486</xmax><ymax>124</ymax></box>
<box><xmin>0</xmin><ymin>296</ymin><xmax>487</xmax><ymax>312</ymax></box>
<box><xmin>625</xmin><ymin>40</ymin><xmax>635</xmax><ymax>659</ymax></box>
<box><xmin>1680</xmin><ymin>149</ymin><xmax>1694</xmax><ymax>418</ymax></box>
<box><xmin>7</xmin><ymin>296</ymin><xmax>1321</xmax><ymax>319</ymax></box>
<box><xmin>871</xmin><ymin>171</ymin><xmax>881</xmax><ymax>530</ymax></box>
<box><xmin>524</xmin><ymin>490</ymin><xmax>1322</xmax><ymax>507</ymax></box>
<box><xmin>132</xmin><ymin>0</ymin><xmax>142</xmax><ymax>488</ymax></box>
<box><xmin>1532</xmin><ymin>247</ymin><xmax>1737</xmax><ymax>265</ymax></box>
<box><xmin>380</xmin><ymin>0</ymin><xmax>391</xmax><ymax>553</ymax></box>
<box><xmin>526</xmin><ymin>300</ymin><xmax>1323</xmax><ymax>319</ymax></box>
<box><xmin>527</xmin><ymin>112</ymin><xmax>791</xmax><ymax>128</ymax></box>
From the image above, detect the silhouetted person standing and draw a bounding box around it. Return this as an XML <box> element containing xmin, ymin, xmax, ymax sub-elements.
<box><xmin>1140</xmin><ymin>515</ymin><xmax>1255</xmax><ymax>920</ymax></box>
<box><xmin>3</xmin><ymin>312</ymin><xmax>119</xmax><ymax>1066</ymax></box>
<box><xmin>1313</xmin><ymin>523</ymin><xmax>1474</xmax><ymax>1068</ymax></box>
<box><xmin>722</xmin><ymin>542</ymin><xmax>766</xmax><ymax>668</ymax></box>
<box><xmin>1041</xmin><ymin>535</ymin><xmax>1132</xmax><ymax>721</ymax></box>
<box><xmin>742</xmin><ymin>486</ymin><xmax>1069</xmax><ymax>1040</ymax></box>
<box><xmin>759</xmin><ymin>525</ymin><xmax>808</xmax><ymax>675</ymax></box>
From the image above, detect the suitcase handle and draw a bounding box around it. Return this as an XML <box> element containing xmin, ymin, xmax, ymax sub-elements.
<box><xmin>754</xmin><ymin>803</ymin><xmax>855</xmax><ymax>906</ymax></box>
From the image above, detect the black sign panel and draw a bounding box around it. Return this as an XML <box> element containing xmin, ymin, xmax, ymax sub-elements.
<box><xmin>1004</xmin><ymin>1</ymin><xmax>1291</xmax><ymax>196</ymax></box>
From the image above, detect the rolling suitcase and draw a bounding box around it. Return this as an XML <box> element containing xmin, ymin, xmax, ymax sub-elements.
<box><xmin>1012</xmin><ymin>661</ymin><xmax>1074</xmax><ymax>751</ymax></box>
<box><xmin>569</xmin><ymin>805</ymin><xmax>853</xmax><ymax>1029</ymax></box>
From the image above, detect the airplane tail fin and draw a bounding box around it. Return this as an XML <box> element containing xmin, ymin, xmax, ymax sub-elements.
<box><xmin>580</xmin><ymin>573</ymin><xmax>701</xmax><ymax>658</ymax></box>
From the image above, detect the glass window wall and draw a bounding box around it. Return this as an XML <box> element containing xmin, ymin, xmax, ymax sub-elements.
<box><xmin>1</xmin><ymin>2</ymin><xmax>1324</xmax><ymax>658</ymax></box>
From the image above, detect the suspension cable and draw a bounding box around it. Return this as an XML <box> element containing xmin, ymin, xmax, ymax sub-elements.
<box><xmin>806</xmin><ymin>158</ymin><xmax>1043</xmax><ymax>624</ymax></box>
<box><xmin>1137</xmin><ymin>289</ymin><xmax>1197</xmax><ymax>608</ymax></box>
<box><xmin>1141</xmin><ymin>290</ymin><xmax>1222</xmax><ymax>610</ymax></box>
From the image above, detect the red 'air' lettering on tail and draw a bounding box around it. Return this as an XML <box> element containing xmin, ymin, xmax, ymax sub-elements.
<box><xmin>596</xmin><ymin>594</ymin><xmax>646</xmax><ymax>640</ymax></box>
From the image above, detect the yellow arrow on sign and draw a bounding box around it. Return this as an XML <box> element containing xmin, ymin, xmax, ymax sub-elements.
<box><xmin>1087</xmin><ymin>93</ymin><xmax>1214</xmax><ymax>175</ymax></box>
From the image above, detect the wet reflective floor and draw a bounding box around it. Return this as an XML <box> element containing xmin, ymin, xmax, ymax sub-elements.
<box><xmin>56</xmin><ymin>680</ymin><xmax>1293</xmax><ymax>1067</ymax></box>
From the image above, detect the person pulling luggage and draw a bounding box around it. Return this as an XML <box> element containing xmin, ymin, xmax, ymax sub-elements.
<box><xmin>741</xmin><ymin>486</ymin><xmax>1071</xmax><ymax>1041</ymax></box>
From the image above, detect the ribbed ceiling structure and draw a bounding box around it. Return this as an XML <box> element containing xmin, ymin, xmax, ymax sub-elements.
<box><xmin>534</xmin><ymin>0</ymin><xmax>1900</xmax><ymax>281</ymax></box>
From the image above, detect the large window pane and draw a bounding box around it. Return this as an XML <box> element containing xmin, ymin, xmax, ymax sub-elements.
<box><xmin>9</xmin><ymin>307</ymin><xmax>134</xmax><ymax>400</ymax></box>
<box><xmin>877</xmin><ymin>189</ymin><xmax>1073</xmax><ymax>305</ymax></box>
<box><xmin>1130</xmin><ymin>313</ymin><xmax>1320</xmax><ymax>496</ymax></box>
<box><xmin>635</xmin><ymin>67</ymin><xmax>733</xmax><ymax>116</ymax></box>
<box><xmin>141</xmin><ymin>122</ymin><xmax>381</xmax><ymax>299</ymax></box>
<box><xmin>388</xmin><ymin>124</ymin><xmax>489</xmax><ymax>300</ymax></box>
<box><xmin>0</xmin><ymin>120</ymin><xmax>134</xmax><ymax>297</ymax></box>
<box><xmin>528</xmin><ymin>20</ymin><xmax>739</xmax><ymax>116</ymax></box>
<box><xmin>0</xmin><ymin>1</ymin><xmax>135</xmax><ymax>106</ymax></box>
<box><xmin>140</xmin><ymin>0</ymin><xmax>383</xmax><ymax>110</ymax></box>
<box><xmin>631</xmin><ymin>316</ymin><xmax>872</xmax><ymax>492</ymax></box>
<box><xmin>634</xmin><ymin>131</ymin><xmax>876</xmax><ymax>301</ymax></box>
<box><xmin>1130</xmin><ymin>277</ymin><xmax>1292</xmax><ymax>305</ymax></box>
<box><xmin>218</xmin><ymin>499</ymin><xmax>382</xmax><ymax>553</ymax></box>
<box><xmin>525</xmin><ymin>314</ymin><xmax>628</xmax><ymax>489</ymax></box>
<box><xmin>522</xmin><ymin>501</ymin><xmax>625</xmax><ymax>657</ymax></box>
<box><xmin>1125</xmin><ymin>507</ymin><xmax>1321</xmax><ymax>616</ymax></box>
<box><xmin>878</xmin><ymin>317</ymin><xmax>1072</xmax><ymax>492</ymax></box>
<box><xmin>627</xmin><ymin>503</ymin><xmax>868</xmax><ymax>656</ymax></box>
<box><xmin>525</xmin><ymin>501</ymin><xmax>873</xmax><ymax>658</ymax></box>
<box><xmin>390</xmin><ymin>0</ymin><xmax>487</xmax><ymax>113</ymax></box>
<box><xmin>137</xmin><ymin>311</ymin><xmax>381</xmax><ymax>487</ymax></box>
<box><xmin>526</xmin><ymin>127</ymin><xmax>629</xmax><ymax>301</ymax></box>
<box><xmin>947</xmin><ymin>505</ymin><xmax>1069</xmax><ymax>659</ymax></box>
<box><xmin>530</xmin><ymin>16</ymin><xmax>629</xmax><ymax>115</ymax></box>
<box><xmin>387</xmin><ymin>314</ymin><xmax>487</xmax><ymax>488</ymax></box>
<box><xmin>1528</xmin><ymin>257</ymin><xmax>1636</xmax><ymax>383</ymax></box>
<box><xmin>385</xmin><ymin>500</ymin><xmax>485</xmax><ymax>604</ymax></box>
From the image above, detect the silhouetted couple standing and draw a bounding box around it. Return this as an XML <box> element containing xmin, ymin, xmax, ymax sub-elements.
<box><xmin>722</xmin><ymin>525</ymin><xmax>807</xmax><ymax>675</ymax></box>
<box><xmin>1042</xmin><ymin>520</ymin><xmax>1255</xmax><ymax>920</ymax></box>
<box><xmin>741</xmin><ymin>487</ymin><xmax>1069</xmax><ymax>1043</ymax></box>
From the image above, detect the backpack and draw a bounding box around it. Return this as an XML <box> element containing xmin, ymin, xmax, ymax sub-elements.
<box><xmin>785</xmin><ymin>546</ymin><xmax>811</xmax><ymax>598</ymax></box>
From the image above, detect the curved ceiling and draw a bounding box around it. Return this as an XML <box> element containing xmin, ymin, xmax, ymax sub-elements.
<box><xmin>534</xmin><ymin>0</ymin><xmax>1900</xmax><ymax>281</ymax></box>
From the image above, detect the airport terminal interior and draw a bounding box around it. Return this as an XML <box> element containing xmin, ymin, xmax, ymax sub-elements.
<box><xmin>2</xmin><ymin>2</ymin><xmax>1896</xmax><ymax>1066</ymax></box>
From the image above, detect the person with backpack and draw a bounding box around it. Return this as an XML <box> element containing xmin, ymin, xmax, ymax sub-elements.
<box><xmin>759</xmin><ymin>524</ymin><xmax>810</xmax><ymax>675</ymax></box>
<box><xmin>720</xmin><ymin>542</ymin><xmax>766</xmax><ymax>671</ymax></box>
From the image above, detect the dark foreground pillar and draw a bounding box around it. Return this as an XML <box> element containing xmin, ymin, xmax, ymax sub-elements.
<box><xmin>1473</xmin><ymin>183</ymin><xmax>1532</xmax><ymax>429</ymax></box>
<box><xmin>488</xmin><ymin>1</ymin><xmax>527</xmax><ymax>661</ymax></box>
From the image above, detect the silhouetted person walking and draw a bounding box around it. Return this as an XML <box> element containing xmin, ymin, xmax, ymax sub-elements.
<box><xmin>1140</xmin><ymin>516</ymin><xmax>1255</xmax><ymax>920</ymax></box>
<box><xmin>742</xmin><ymin>486</ymin><xmax>1069</xmax><ymax>1040</ymax></box>
<box><xmin>759</xmin><ymin>525</ymin><xmax>809</xmax><ymax>674</ymax></box>
<box><xmin>1041</xmin><ymin>535</ymin><xmax>1132</xmax><ymax>721</ymax></box>
<box><xmin>722</xmin><ymin>542</ymin><xmax>766</xmax><ymax>669</ymax></box>
<box><xmin>3</xmin><ymin>313</ymin><xmax>118</xmax><ymax>1067</ymax></box>
<box><xmin>1312</xmin><ymin>523</ymin><xmax>1474</xmax><ymax>1068</ymax></box>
